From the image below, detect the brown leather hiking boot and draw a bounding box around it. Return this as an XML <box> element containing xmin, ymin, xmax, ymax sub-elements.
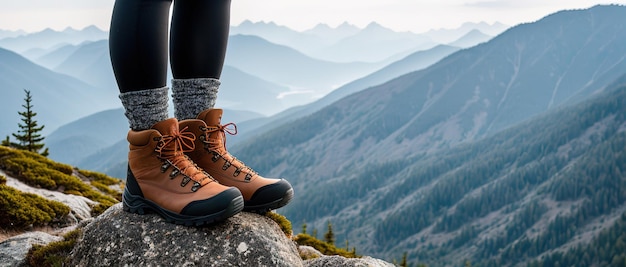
<box><xmin>180</xmin><ymin>109</ymin><xmax>293</xmax><ymax>213</ymax></box>
<box><xmin>123</xmin><ymin>118</ymin><xmax>244</xmax><ymax>225</ymax></box>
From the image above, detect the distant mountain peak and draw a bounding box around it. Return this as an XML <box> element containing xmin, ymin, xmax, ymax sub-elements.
<box><xmin>234</xmin><ymin>20</ymin><xmax>292</xmax><ymax>31</ymax></box>
<box><xmin>238</xmin><ymin>19</ymin><xmax>255</xmax><ymax>26</ymax></box>
<box><xmin>463</xmin><ymin>29</ymin><xmax>489</xmax><ymax>37</ymax></box>
<box><xmin>338</xmin><ymin>21</ymin><xmax>357</xmax><ymax>28</ymax></box>
<box><xmin>81</xmin><ymin>25</ymin><xmax>105</xmax><ymax>32</ymax></box>
<box><xmin>307</xmin><ymin>22</ymin><xmax>359</xmax><ymax>32</ymax></box>
<box><xmin>364</xmin><ymin>21</ymin><xmax>384</xmax><ymax>29</ymax></box>
<box><xmin>363</xmin><ymin>22</ymin><xmax>395</xmax><ymax>33</ymax></box>
<box><xmin>40</xmin><ymin>28</ymin><xmax>56</xmax><ymax>34</ymax></box>
<box><xmin>62</xmin><ymin>26</ymin><xmax>79</xmax><ymax>33</ymax></box>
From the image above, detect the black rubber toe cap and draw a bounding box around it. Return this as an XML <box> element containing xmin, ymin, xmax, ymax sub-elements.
<box><xmin>181</xmin><ymin>187</ymin><xmax>243</xmax><ymax>216</ymax></box>
<box><xmin>245</xmin><ymin>179</ymin><xmax>293</xmax><ymax>212</ymax></box>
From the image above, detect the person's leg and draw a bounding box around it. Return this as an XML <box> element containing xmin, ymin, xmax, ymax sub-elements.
<box><xmin>109</xmin><ymin>0</ymin><xmax>243</xmax><ymax>225</ymax></box>
<box><xmin>170</xmin><ymin>0</ymin><xmax>293</xmax><ymax>212</ymax></box>
<box><xmin>109</xmin><ymin>0</ymin><xmax>172</xmax><ymax>130</ymax></box>
<box><xmin>170</xmin><ymin>0</ymin><xmax>231</xmax><ymax>120</ymax></box>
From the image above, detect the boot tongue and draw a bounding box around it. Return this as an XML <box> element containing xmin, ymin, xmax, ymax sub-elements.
<box><xmin>151</xmin><ymin>118</ymin><xmax>180</xmax><ymax>135</ymax></box>
<box><xmin>197</xmin><ymin>108</ymin><xmax>223</xmax><ymax>126</ymax></box>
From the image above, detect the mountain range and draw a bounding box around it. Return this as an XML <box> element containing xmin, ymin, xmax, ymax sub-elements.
<box><xmin>230</xmin><ymin>20</ymin><xmax>506</xmax><ymax>63</ymax></box>
<box><xmin>226</xmin><ymin>4</ymin><xmax>626</xmax><ymax>265</ymax></box>
<box><xmin>306</xmin><ymin>22</ymin><xmax>435</xmax><ymax>63</ymax></box>
<box><xmin>0</xmin><ymin>26</ymin><xmax>108</xmax><ymax>57</ymax></box>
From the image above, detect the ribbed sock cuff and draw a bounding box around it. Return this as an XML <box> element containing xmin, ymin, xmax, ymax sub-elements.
<box><xmin>171</xmin><ymin>78</ymin><xmax>220</xmax><ymax>120</ymax></box>
<box><xmin>119</xmin><ymin>87</ymin><xmax>169</xmax><ymax>131</ymax></box>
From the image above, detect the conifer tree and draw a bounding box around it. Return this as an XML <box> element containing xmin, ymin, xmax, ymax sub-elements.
<box><xmin>400</xmin><ymin>252</ymin><xmax>408</xmax><ymax>267</ymax></box>
<box><xmin>10</xmin><ymin>89</ymin><xmax>48</xmax><ymax>156</ymax></box>
<box><xmin>324</xmin><ymin>221</ymin><xmax>335</xmax><ymax>245</ymax></box>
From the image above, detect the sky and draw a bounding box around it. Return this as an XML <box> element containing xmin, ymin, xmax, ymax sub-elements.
<box><xmin>1</xmin><ymin>0</ymin><xmax>626</xmax><ymax>33</ymax></box>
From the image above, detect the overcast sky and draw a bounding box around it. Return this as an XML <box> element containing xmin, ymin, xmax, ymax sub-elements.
<box><xmin>1</xmin><ymin>0</ymin><xmax>625</xmax><ymax>33</ymax></box>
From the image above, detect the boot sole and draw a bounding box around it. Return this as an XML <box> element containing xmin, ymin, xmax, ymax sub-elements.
<box><xmin>244</xmin><ymin>188</ymin><xmax>294</xmax><ymax>214</ymax></box>
<box><xmin>123</xmin><ymin>190</ymin><xmax>244</xmax><ymax>226</ymax></box>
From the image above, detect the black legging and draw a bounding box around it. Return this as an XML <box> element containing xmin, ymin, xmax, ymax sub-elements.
<box><xmin>109</xmin><ymin>0</ymin><xmax>231</xmax><ymax>93</ymax></box>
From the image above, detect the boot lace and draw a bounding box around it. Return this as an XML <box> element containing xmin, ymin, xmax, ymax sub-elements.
<box><xmin>201</xmin><ymin>123</ymin><xmax>259</xmax><ymax>181</ymax></box>
<box><xmin>155</xmin><ymin>126</ymin><xmax>214</xmax><ymax>191</ymax></box>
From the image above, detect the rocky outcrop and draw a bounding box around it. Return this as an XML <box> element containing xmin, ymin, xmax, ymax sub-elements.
<box><xmin>67</xmin><ymin>204</ymin><xmax>394</xmax><ymax>267</ymax></box>
<box><xmin>0</xmin><ymin>231</ymin><xmax>62</xmax><ymax>267</ymax></box>
<box><xmin>69</xmin><ymin>203</ymin><xmax>304</xmax><ymax>267</ymax></box>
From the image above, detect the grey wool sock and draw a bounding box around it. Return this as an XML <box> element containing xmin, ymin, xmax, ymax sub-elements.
<box><xmin>171</xmin><ymin>78</ymin><xmax>220</xmax><ymax>120</ymax></box>
<box><xmin>119</xmin><ymin>87</ymin><xmax>169</xmax><ymax>131</ymax></box>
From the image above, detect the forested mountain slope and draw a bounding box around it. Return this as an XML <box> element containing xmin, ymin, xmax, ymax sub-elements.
<box><xmin>230</xmin><ymin>5</ymin><xmax>626</xmax><ymax>265</ymax></box>
<box><xmin>295</xmin><ymin>74</ymin><xmax>626</xmax><ymax>266</ymax></box>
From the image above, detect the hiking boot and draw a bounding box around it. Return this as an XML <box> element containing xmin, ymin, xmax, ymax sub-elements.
<box><xmin>123</xmin><ymin>118</ymin><xmax>244</xmax><ymax>225</ymax></box>
<box><xmin>179</xmin><ymin>109</ymin><xmax>294</xmax><ymax>213</ymax></box>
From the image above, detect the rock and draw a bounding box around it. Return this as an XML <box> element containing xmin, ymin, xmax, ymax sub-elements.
<box><xmin>298</xmin><ymin>246</ymin><xmax>394</xmax><ymax>267</ymax></box>
<box><xmin>0</xmin><ymin>231</ymin><xmax>63</xmax><ymax>267</ymax></box>
<box><xmin>304</xmin><ymin>255</ymin><xmax>396</xmax><ymax>267</ymax></box>
<box><xmin>68</xmin><ymin>203</ymin><xmax>304</xmax><ymax>267</ymax></box>
<box><xmin>298</xmin><ymin>245</ymin><xmax>324</xmax><ymax>260</ymax></box>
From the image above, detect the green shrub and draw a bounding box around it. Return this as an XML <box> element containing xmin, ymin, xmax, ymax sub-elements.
<box><xmin>0</xmin><ymin>146</ymin><xmax>120</xmax><ymax>216</ymax></box>
<box><xmin>26</xmin><ymin>228</ymin><xmax>82</xmax><ymax>267</ymax></box>
<box><xmin>2</xmin><ymin>157</ymin><xmax>57</xmax><ymax>189</ymax></box>
<box><xmin>265</xmin><ymin>211</ymin><xmax>293</xmax><ymax>237</ymax></box>
<box><xmin>0</xmin><ymin>175</ymin><xmax>6</xmax><ymax>184</ymax></box>
<box><xmin>78</xmin><ymin>169</ymin><xmax>120</xmax><ymax>186</ymax></box>
<box><xmin>0</xmin><ymin>146</ymin><xmax>73</xmax><ymax>175</ymax></box>
<box><xmin>0</xmin><ymin>185</ymin><xmax>70</xmax><ymax>229</ymax></box>
<box><xmin>294</xmin><ymin>233</ymin><xmax>359</xmax><ymax>258</ymax></box>
<box><xmin>91</xmin><ymin>181</ymin><xmax>122</xmax><ymax>201</ymax></box>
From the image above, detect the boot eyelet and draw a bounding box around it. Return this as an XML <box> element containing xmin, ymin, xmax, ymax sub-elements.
<box><xmin>211</xmin><ymin>153</ymin><xmax>220</xmax><ymax>162</ymax></box>
<box><xmin>245</xmin><ymin>173</ymin><xmax>253</xmax><ymax>181</ymax></box>
<box><xmin>170</xmin><ymin>169</ymin><xmax>180</xmax><ymax>179</ymax></box>
<box><xmin>222</xmin><ymin>161</ymin><xmax>231</xmax><ymax>170</ymax></box>
<box><xmin>233</xmin><ymin>169</ymin><xmax>241</xmax><ymax>177</ymax></box>
<box><xmin>180</xmin><ymin>176</ymin><xmax>191</xmax><ymax>187</ymax></box>
<box><xmin>191</xmin><ymin>182</ymin><xmax>201</xmax><ymax>192</ymax></box>
<box><xmin>161</xmin><ymin>162</ymin><xmax>170</xmax><ymax>173</ymax></box>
